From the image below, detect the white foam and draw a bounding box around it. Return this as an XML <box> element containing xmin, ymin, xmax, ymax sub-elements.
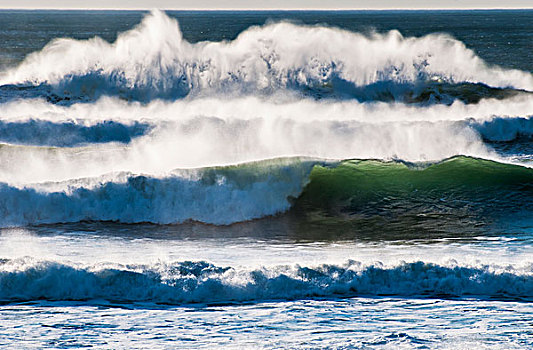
<box><xmin>0</xmin><ymin>158</ymin><xmax>316</xmax><ymax>226</ymax></box>
<box><xmin>0</xmin><ymin>258</ymin><xmax>530</xmax><ymax>304</ymax></box>
<box><xmin>1</xmin><ymin>10</ymin><xmax>531</xmax><ymax>97</ymax></box>
<box><xmin>0</xmin><ymin>10</ymin><xmax>530</xmax><ymax>227</ymax></box>
<box><xmin>1</xmin><ymin>95</ymin><xmax>532</xmax><ymax>184</ymax></box>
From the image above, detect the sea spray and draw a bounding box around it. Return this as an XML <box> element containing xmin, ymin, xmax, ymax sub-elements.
<box><xmin>1</xmin><ymin>10</ymin><xmax>531</xmax><ymax>104</ymax></box>
<box><xmin>0</xmin><ymin>156</ymin><xmax>531</xmax><ymax>227</ymax></box>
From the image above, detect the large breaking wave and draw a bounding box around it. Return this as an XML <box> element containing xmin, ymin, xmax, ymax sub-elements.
<box><xmin>0</xmin><ymin>10</ymin><xmax>531</xmax><ymax>104</ymax></box>
<box><xmin>0</xmin><ymin>156</ymin><xmax>531</xmax><ymax>227</ymax></box>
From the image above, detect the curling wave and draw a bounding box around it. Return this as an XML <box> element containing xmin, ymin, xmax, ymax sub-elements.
<box><xmin>0</xmin><ymin>259</ymin><xmax>530</xmax><ymax>304</ymax></box>
<box><xmin>0</xmin><ymin>10</ymin><xmax>531</xmax><ymax>104</ymax></box>
<box><xmin>0</xmin><ymin>156</ymin><xmax>531</xmax><ymax>228</ymax></box>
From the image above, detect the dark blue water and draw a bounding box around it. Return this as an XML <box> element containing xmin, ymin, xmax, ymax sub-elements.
<box><xmin>0</xmin><ymin>10</ymin><xmax>532</xmax><ymax>71</ymax></box>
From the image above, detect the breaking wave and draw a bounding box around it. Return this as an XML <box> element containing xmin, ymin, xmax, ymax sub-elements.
<box><xmin>471</xmin><ymin>116</ymin><xmax>533</xmax><ymax>142</ymax></box>
<box><xmin>0</xmin><ymin>259</ymin><xmax>530</xmax><ymax>304</ymax></box>
<box><xmin>0</xmin><ymin>156</ymin><xmax>530</xmax><ymax>227</ymax></box>
<box><xmin>0</xmin><ymin>10</ymin><xmax>531</xmax><ymax>104</ymax></box>
<box><xmin>0</xmin><ymin>158</ymin><xmax>317</xmax><ymax>226</ymax></box>
<box><xmin>0</xmin><ymin>110</ymin><xmax>529</xmax><ymax>149</ymax></box>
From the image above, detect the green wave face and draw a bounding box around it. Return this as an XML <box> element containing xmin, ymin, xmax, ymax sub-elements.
<box><xmin>291</xmin><ymin>157</ymin><xmax>533</xmax><ymax>239</ymax></box>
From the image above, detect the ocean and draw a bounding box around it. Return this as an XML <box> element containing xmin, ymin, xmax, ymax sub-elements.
<box><xmin>0</xmin><ymin>9</ymin><xmax>531</xmax><ymax>349</ymax></box>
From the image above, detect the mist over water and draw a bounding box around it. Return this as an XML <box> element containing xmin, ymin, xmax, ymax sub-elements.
<box><xmin>0</xmin><ymin>9</ymin><xmax>532</xmax><ymax>349</ymax></box>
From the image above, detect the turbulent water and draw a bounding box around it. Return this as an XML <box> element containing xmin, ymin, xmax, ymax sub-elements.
<box><xmin>0</xmin><ymin>9</ymin><xmax>532</xmax><ymax>349</ymax></box>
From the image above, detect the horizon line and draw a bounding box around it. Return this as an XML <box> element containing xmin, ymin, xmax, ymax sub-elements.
<box><xmin>1</xmin><ymin>7</ymin><xmax>533</xmax><ymax>11</ymax></box>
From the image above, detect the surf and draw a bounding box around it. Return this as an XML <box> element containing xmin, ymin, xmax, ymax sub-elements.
<box><xmin>0</xmin><ymin>10</ymin><xmax>531</xmax><ymax>104</ymax></box>
<box><xmin>0</xmin><ymin>156</ymin><xmax>530</xmax><ymax>228</ymax></box>
<box><xmin>0</xmin><ymin>258</ymin><xmax>530</xmax><ymax>305</ymax></box>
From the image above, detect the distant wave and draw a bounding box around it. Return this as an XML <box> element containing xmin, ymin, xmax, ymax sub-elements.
<box><xmin>0</xmin><ymin>10</ymin><xmax>531</xmax><ymax>104</ymax></box>
<box><xmin>0</xmin><ymin>97</ymin><xmax>531</xmax><ymax>187</ymax></box>
<box><xmin>0</xmin><ymin>111</ymin><xmax>529</xmax><ymax>149</ymax></box>
<box><xmin>0</xmin><ymin>259</ymin><xmax>530</xmax><ymax>304</ymax></box>
<box><xmin>471</xmin><ymin>116</ymin><xmax>533</xmax><ymax>142</ymax></box>
<box><xmin>0</xmin><ymin>156</ymin><xmax>530</xmax><ymax>227</ymax></box>
<box><xmin>0</xmin><ymin>119</ymin><xmax>150</xmax><ymax>147</ymax></box>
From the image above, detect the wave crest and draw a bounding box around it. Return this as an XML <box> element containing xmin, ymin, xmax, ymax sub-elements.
<box><xmin>1</xmin><ymin>10</ymin><xmax>531</xmax><ymax>103</ymax></box>
<box><xmin>0</xmin><ymin>156</ymin><xmax>531</xmax><ymax>228</ymax></box>
<box><xmin>0</xmin><ymin>259</ymin><xmax>530</xmax><ymax>304</ymax></box>
<box><xmin>0</xmin><ymin>158</ymin><xmax>316</xmax><ymax>227</ymax></box>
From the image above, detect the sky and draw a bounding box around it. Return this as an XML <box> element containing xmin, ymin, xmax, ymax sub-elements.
<box><xmin>2</xmin><ymin>0</ymin><xmax>533</xmax><ymax>10</ymax></box>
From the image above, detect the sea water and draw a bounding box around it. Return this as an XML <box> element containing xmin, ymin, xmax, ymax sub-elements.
<box><xmin>0</xmin><ymin>10</ymin><xmax>531</xmax><ymax>349</ymax></box>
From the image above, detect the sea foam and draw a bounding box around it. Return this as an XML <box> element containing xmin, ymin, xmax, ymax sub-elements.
<box><xmin>0</xmin><ymin>258</ymin><xmax>530</xmax><ymax>304</ymax></box>
<box><xmin>0</xmin><ymin>158</ymin><xmax>316</xmax><ymax>227</ymax></box>
<box><xmin>1</xmin><ymin>10</ymin><xmax>531</xmax><ymax>103</ymax></box>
